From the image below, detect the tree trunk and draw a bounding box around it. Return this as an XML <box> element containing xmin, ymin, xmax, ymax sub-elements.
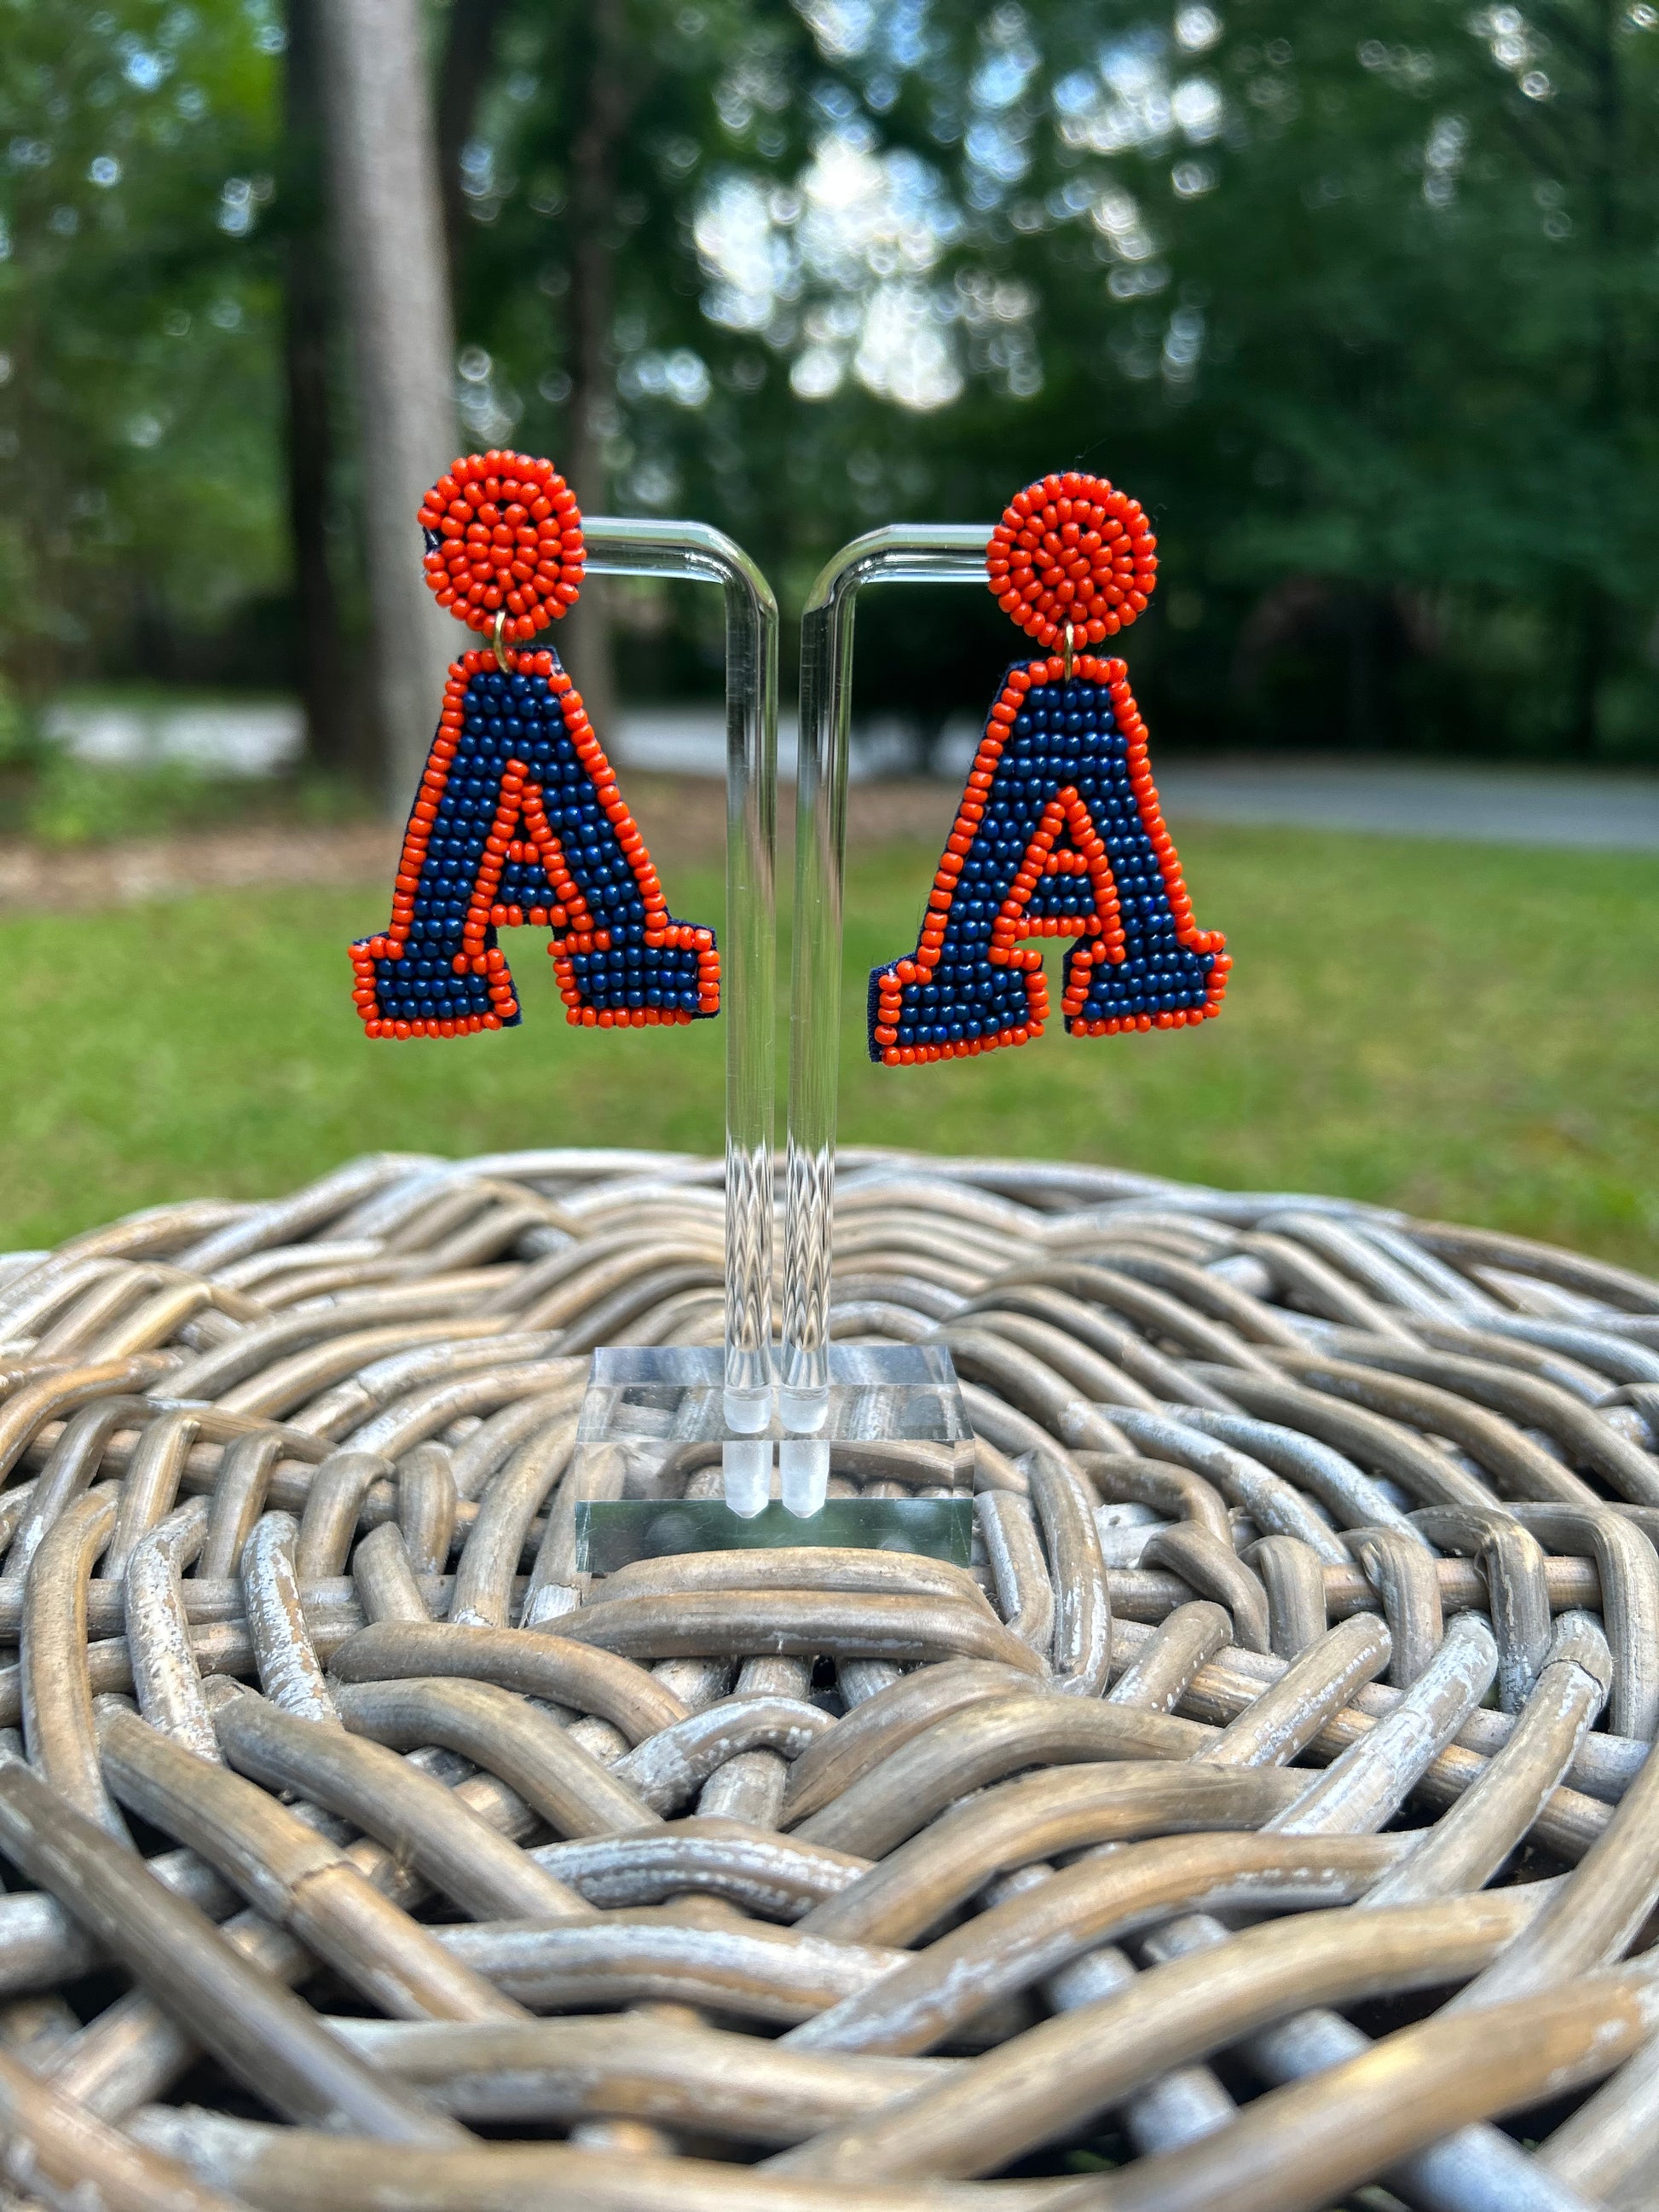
<box><xmin>554</xmin><ymin>1</ymin><xmax>633</xmax><ymax>749</ymax></box>
<box><xmin>1569</xmin><ymin>0</ymin><xmax>1621</xmax><ymax>759</ymax></box>
<box><xmin>317</xmin><ymin>0</ymin><xmax>458</xmax><ymax>806</ymax></box>
<box><xmin>435</xmin><ymin>0</ymin><xmax>512</xmax><ymax>286</ymax></box>
<box><xmin>1569</xmin><ymin>580</ymin><xmax>1607</xmax><ymax>761</ymax></box>
<box><xmin>281</xmin><ymin>0</ymin><xmax>354</xmax><ymax>776</ymax></box>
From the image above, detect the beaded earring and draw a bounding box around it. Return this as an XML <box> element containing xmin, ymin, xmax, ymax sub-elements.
<box><xmin>350</xmin><ymin>449</ymin><xmax>719</xmax><ymax>1038</ymax></box>
<box><xmin>868</xmin><ymin>470</ymin><xmax>1227</xmax><ymax>1064</ymax></box>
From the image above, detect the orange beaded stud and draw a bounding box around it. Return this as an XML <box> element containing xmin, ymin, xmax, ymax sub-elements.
<box><xmin>350</xmin><ymin>453</ymin><xmax>719</xmax><ymax>1039</ymax></box>
<box><xmin>986</xmin><ymin>469</ymin><xmax>1158</xmax><ymax>649</ymax></box>
<box><xmin>867</xmin><ymin>467</ymin><xmax>1224</xmax><ymax>1063</ymax></box>
<box><xmin>418</xmin><ymin>449</ymin><xmax>587</xmax><ymax>644</ymax></box>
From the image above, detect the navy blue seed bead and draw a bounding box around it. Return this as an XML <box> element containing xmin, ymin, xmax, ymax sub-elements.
<box><xmin>363</xmin><ymin>653</ymin><xmax>719</xmax><ymax>1031</ymax></box>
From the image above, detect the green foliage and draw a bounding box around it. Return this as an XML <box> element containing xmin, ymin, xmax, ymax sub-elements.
<box><xmin>23</xmin><ymin>751</ymin><xmax>211</xmax><ymax>843</ymax></box>
<box><xmin>5</xmin><ymin>0</ymin><xmax>1658</xmax><ymax>755</ymax></box>
<box><xmin>450</xmin><ymin>0</ymin><xmax>1659</xmax><ymax>755</ymax></box>
<box><xmin>0</xmin><ymin>672</ymin><xmax>38</xmax><ymax>764</ymax></box>
<box><xmin>4</xmin><ymin>754</ymin><xmax>369</xmax><ymax>842</ymax></box>
<box><xmin>0</xmin><ymin>824</ymin><xmax>1652</xmax><ymax>1258</ymax></box>
<box><xmin>0</xmin><ymin>0</ymin><xmax>286</xmax><ymax>685</ymax></box>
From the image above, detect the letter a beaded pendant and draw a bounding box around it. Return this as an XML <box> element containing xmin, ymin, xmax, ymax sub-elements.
<box><xmin>868</xmin><ymin>471</ymin><xmax>1228</xmax><ymax>1064</ymax></box>
<box><xmin>350</xmin><ymin>451</ymin><xmax>719</xmax><ymax>1038</ymax></box>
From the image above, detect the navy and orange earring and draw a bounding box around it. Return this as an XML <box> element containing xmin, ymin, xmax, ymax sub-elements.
<box><xmin>868</xmin><ymin>470</ymin><xmax>1228</xmax><ymax>1064</ymax></box>
<box><xmin>350</xmin><ymin>450</ymin><xmax>719</xmax><ymax>1038</ymax></box>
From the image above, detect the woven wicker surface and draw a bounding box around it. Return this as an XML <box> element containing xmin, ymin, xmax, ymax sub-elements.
<box><xmin>0</xmin><ymin>1146</ymin><xmax>1656</xmax><ymax>2212</ymax></box>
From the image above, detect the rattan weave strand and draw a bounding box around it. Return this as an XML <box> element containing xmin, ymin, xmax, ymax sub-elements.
<box><xmin>0</xmin><ymin>1146</ymin><xmax>1656</xmax><ymax>2212</ymax></box>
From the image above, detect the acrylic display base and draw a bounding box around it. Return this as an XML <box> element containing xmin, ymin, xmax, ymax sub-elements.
<box><xmin>571</xmin><ymin>1341</ymin><xmax>974</xmax><ymax>1572</ymax></box>
<box><xmin>577</xmin><ymin>1496</ymin><xmax>972</xmax><ymax>1573</ymax></box>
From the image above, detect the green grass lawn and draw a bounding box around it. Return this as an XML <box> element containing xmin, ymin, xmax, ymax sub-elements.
<box><xmin>2</xmin><ymin>823</ymin><xmax>1654</xmax><ymax>1263</ymax></box>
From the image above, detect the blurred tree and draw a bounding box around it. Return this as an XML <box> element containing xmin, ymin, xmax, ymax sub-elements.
<box><xmin>3</xmin><ymin>0</ymin><xmax>1656</xmax><ymax>765</ymax></box>
<box><xmin>318</xmin><ymin>0</ymin><xmax>457</xmax><ymax>801</ymax></box>
<box><xmin>436</xmin><ymin>0</ymin><xmax>838</xmax><ymax>730</ymax></box>
<box><xmin>0</xmin><ymin>0</ymin><xmax>286</xmax><ymax>695</ymax></box>
<box><xmin>438</xmin><ymin>0</ymin><xmax>1658</xmax><ymax>758</ymax></box>
<box><xmin>279</xmin><ymin>0</ymin><xmax>353</xmax><ymax>771</ymax></box>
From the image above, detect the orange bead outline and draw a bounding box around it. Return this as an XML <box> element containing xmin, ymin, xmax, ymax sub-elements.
<box><xmin>349</xmin><ymin>644</ymin><xmax>720</xmax><ymax>1039</ymax></box>
<box><xmin>869</xmin><ymin>651</ymin><xmax>1228</xmax><ymax>1066</ymax></box>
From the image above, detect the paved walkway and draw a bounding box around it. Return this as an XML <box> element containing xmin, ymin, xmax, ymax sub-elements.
<box><xmin>621</xmin><ymin>712</ymin><xmax>1659</xmax><ymax>852</ymax></box>
<box><xmin>37</xmin><ymin>698</ymin><xmax>1659</xmax><ymax>856</ymax></box>
<box><xmin>1153</xmin><ymin>757</ymin><xmax>1659</xmax><ymax>852</ymax></box>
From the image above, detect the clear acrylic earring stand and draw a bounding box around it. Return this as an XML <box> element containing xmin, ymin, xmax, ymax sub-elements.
<box><xmin>569</xmin><ymin>519</ymin><xmax>781</xmax><ymax>1568</ymax></box>
<box><xmin>574</xmin><ymin>521</ymin><xmax>990</xmax><ymax>1574</ymax></box>
<box><xmin>770</xmin><ymin>525</ymin><xmax>993</xmax><ymax>1537</ymax></box>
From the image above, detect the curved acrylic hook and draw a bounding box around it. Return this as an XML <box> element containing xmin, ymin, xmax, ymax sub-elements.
<box><xmin>578</xmin><ymin>519</ymin><xmax>781</xmax><ymax>1422</ymax></box>
<box><xmin>780</xmin><ymin>524</ymin><xmax>989</xmax><ymax>1431</ymax></box>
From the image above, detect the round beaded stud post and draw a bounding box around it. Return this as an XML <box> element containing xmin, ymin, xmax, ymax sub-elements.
<box><xmin>349</xmin><ymin>451</ymin><xmax>720</xmax><ymax>1039</ymax></box>
<box><xmin>866</xmin><ymin>469</ymin><xmax>1228</xmax><ymax>1064</ymax></box>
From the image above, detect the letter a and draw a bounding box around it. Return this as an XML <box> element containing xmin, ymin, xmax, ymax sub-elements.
<box><xmin>350</xmin><ymin>447</ymin><xmax>718</xmax><ymax>1038</ymax></box>
<box><xmin>351</xmin><ymin>643</ymin><xmax>718</xmax><ymax>1037</ymax></box>
<box><xmin>868</xmin><ymin>652</ymin><xmax>1228</xmax><ymax>1062</ymax></box>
